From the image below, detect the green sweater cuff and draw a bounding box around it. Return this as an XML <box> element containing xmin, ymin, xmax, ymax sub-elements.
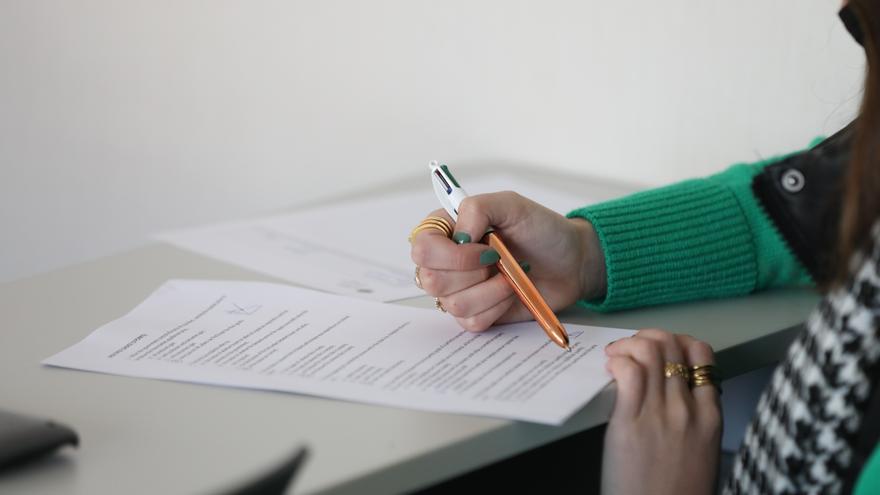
<box><xmin>568</xmin><ymin>154</ymin><xmax>812</xmax><ymax>312</ymax></box>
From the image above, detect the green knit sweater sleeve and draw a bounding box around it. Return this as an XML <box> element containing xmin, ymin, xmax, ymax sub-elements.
<box><xmin>567</xmin><ymin>152</ymin><xmax>814</xmax><ymax>312</ymax></box>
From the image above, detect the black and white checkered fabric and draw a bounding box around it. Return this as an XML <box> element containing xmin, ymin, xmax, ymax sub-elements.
<box><xmin>723</xmin><ymin>223</ymin><xmax>880</xmax><ymax>494</ymax></box>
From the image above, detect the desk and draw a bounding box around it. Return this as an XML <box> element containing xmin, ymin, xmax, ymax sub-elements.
<box><xmin>0</xmin><ymin>170</ymin><xmax>818</xmax><ymax>494</ymax></box>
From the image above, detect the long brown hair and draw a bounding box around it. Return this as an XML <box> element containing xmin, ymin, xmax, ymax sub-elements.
<box><xmin>834</xmin><ymin>0</ymin><xmax>880</xmax><ymax>285</ymax></box>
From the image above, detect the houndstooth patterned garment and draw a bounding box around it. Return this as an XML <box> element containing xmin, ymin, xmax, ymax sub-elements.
<box><xmin>723</xmin><ymin>222</ymin><xmax>880</xmax><ymax>494</ymax></box>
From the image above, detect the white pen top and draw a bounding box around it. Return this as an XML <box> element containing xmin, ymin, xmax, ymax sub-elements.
<box><xmin>429</xmin><ymin>161</ymin><xmax>469</xmax><ymax>221</ymax></box>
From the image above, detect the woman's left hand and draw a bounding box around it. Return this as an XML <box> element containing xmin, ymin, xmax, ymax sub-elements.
<box><xmin>601</xmin><ymin>329</ymin><xmax>722</xmax><ymax>495</ymax></box>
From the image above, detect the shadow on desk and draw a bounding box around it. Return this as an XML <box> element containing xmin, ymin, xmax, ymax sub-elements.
<box><xmin>411</xmin><ymin>424</ymin><xmax>606</xmax><ymax>494</ymax></box>
<box><xmin>0</xmin><ymin>452</ymin><xmax>76</xmax><ymax>481</ymax></box>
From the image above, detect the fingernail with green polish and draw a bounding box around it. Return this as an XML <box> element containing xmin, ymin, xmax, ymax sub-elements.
<box><xmin>519</xmin><ymin>261</ymin><xmax>531</xmax><ymax>273</ymax></box>
<box><xmin>479</xmin><ymin>249</ymin><xmax>500</xmax><ymax>265</ymax></box>
<box><xmin>453</xmin><ymin>232</ymin><xmax>471</xmax><ymax>244</ymax></box>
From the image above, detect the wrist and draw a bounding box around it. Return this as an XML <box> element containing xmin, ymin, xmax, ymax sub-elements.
<box><xmin>569</xmin><ymin>217</ymin><xmax>607</xmax><ymax>301</ymax></box>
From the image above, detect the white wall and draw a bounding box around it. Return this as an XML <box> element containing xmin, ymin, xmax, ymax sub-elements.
<box><xmin>0</xmin><ymin>0</ymin><xmax>864</xmax><ymax>283</ymax></box>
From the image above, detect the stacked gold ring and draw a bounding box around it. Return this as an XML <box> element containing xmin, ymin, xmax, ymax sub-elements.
<box><xmin>664</xmin><ymin>363</ymin><xmax>721</xmax><ymax>391</ymax></box>
<box><xmin>408</xmin><ymin>216</ymin><xmax>454</xmax><ymax>243</ymax></box>
<box><xmin>690</xmin><ymin>365</ymin><xmax>720</xmax><ymax>389</ymax></box>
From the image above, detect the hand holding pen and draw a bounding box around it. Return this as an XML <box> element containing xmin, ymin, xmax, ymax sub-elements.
<box><xmin>409</xmin><ymin>162</ymin><xmax>607</xmax><ymax>346</ymax></box>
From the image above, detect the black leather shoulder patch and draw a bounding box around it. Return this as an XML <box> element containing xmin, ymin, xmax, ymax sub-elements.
<box><xmin>751</xmin><ymin>124</ymin><xmax>854</xmax><ymax>281</ymax></box>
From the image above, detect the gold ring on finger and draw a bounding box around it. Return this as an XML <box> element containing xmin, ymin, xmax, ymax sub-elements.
<box><xmin>434</xmin><ymin>297</ymin><xmax>447</xmax><ymax>313</ymax></box>
<box><xmin>689</xmin><ymin>364</ymin><xmax>721</xmax><ymax>388</ymax></box>
<box><xmin>664</xmin><ymin>362</ymin><xmax>690</xmax><ymax>381</ymax></box>
<box><xmin>414</xmin><ymin>266</ymin><xmax>423</xmax><ymax>289</ymax></box>
<box><xmin>425</xmin><ymin>215</ymin><xmax>453</xmax><ymax>232</ymax></box>
<box><xmin>409</xmin><ymin>217</ymin><xmax>454</xmax><ymax>243</ymax></box>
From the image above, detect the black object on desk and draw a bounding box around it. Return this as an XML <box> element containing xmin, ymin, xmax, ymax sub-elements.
<box><xmin>0</xmin><ymin>409</ymin><xmax>79</xmax><ymax>470</ymax></box>
<box><xmin>223</xmin><ymin>446</ymin><xmax>309</xmax><ymax>495</ymax></box>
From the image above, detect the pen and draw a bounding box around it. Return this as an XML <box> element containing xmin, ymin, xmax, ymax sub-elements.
<box><xmin>429</xmin><ymin>161</ymin><xmax>571</xmax><ymax>351</ymax></box>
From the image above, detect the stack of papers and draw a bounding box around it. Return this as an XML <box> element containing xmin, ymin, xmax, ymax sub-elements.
<box><xmin>46</xmin><ymin>175</ymin><xmax>624</xmax><ymax>424</ymax></box>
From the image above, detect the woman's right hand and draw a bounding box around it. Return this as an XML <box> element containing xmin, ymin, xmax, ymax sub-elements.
<box><xmin>409</xmin><ymin>191</ymin><xmax>606</xmax><ymax>331</ymax></box>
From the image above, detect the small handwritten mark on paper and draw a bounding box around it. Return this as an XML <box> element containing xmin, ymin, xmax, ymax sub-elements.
<box><xmin>228</xmin><ymin>303</ymin><xmax>262</xmax><ymax>316</ymax></box>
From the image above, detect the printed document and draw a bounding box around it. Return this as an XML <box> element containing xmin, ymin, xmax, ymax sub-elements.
<box><xmin>157</xmin><ymin>175</ymin><xmax>589</xmax><ymax>302</ymax></box>
<box><xmin>44</xmin><ymin>280</ymin><xmax>633</xmax><ymax>425</ymax></box>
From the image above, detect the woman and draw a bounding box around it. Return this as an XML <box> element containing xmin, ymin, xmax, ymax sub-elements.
<box><xmin>409</xmin><ymin>1</ymin><xmax>879</xmax><ymax>493</ymax></box>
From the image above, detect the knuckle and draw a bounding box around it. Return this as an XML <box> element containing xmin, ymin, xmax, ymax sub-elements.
<box><xmin>631</xmin><ymin>339</ymin><xmax>663</xmax><ymax>365</ymax></box>
<box><xmin>690</xmin><ymin>341</ymin><xmax>715</xmax><ymax>361</ymax></box>
<box><xmin>657</xmin><ymin>331</ymin><xmax>677</xmax><ymax>345</ymax></box>
<box><xmin>411</xmin><ymin>241</ymin><xmax>431</xmax><ymax>266</ymax></box>
<box><xmin>460</xmin><ymin>316</ymin><xmax>488</xmax><ymax>332</ymax></box>
<box><xmin>614</xmin><ymin>359</ymin><xmax>642</xmax><ymax>384</ymax></box>
<box><xmin>458</xmin><ymin>196</ymin><xmax>478</xmax><ymax>216</ymax></box>
<box><xmin>419</xmin><ymin>268</ymin><xmax>440</xmax><ymax>294</ymax></box>
<box><xmin>444</xmin><ymin>296</ymin><xmax>467</xmax><ymax>317</ymax></box>
<box><xmin>491</xmin><ymin>271</ymin><xmax>514</xmax><ymax>292</ymax></box>
<box><xmin>497</xmin><ymin>190</ymin><xmax>521</xmax><ymax>202</ymax></box>
<box><xmin>688</xmin><ymin>340</ymin><xmax>715</xmax><ymax>365</ymax></box>
<box><xmin>639</xmin><ymin>328</ymin><xmax>675</xmax><ymax>343</ymax></box>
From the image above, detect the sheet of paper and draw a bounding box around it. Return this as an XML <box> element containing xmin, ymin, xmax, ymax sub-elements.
<box><xmin>156</xmin><ymin>175</ymin><xmax>592</xmax><ymax>302</ymax></box>
<box><xmin>44</xmin><ymin>280</ymin><xmax>633</xmax><ymax>425</ymax></box>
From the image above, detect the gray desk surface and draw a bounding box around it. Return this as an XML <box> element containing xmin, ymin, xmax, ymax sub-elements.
<box><xmin>0</xmin><ymin>169</ymin><xmax>818</xmax><ymax>494</ymax></box>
